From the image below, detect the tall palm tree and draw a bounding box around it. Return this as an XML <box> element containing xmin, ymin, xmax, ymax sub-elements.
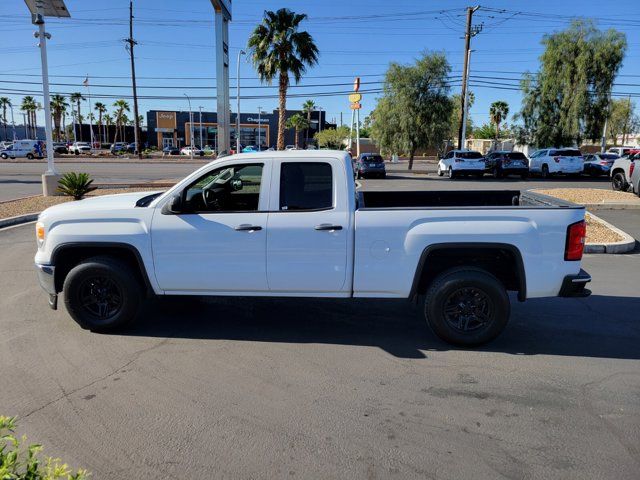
<box><xmin>61</xmin><ymin>104</ymin><xmax>68</xmax><ymax>141</ymax></box>
<box><xmin>112</xmin><ymin>99</ymin><xmax>130</xmax><ymax>144</ymax></box>
<box><xmin>302</xmin><ymin>99</ymin><xmax>315</xmax><ymax>147</ymax></box>
<box><xmin>0</xmin><ymin>97</ymin><xmax>11</xmax><ymax>141</ymax></box>
<box><xmin>20</xmin><ymin>96</ymin><xmax>37</xmax><ymax>139</ymax></box>
<box><xmin>50</xmin><ymin>94</ymin><xmax>68</xmax><ymax>141</ymax></box>
<box><xmin>248</xmin><ymin>8</ymin><xmax>319</xmax><ymax>150</ymax></box>
<box><xmin>70</xmin><ymin>92</ymin><xmax>85</xmax><ymax>141</ymax></box>
<box><xmin>104</xmin><ymin>113</ymin><xmax>113</xmax><ymax>144</ymax></box>
<box><xmin>94</xmin><ymin>102</ymin><xmax>106</xmax><ymax>143</ymax></box>
<box><xmin>286</xmin><ymin>113</ymin><xmax>309</xmax><ymax>149</ymax></box>
<box><xmin>489</xmin><ymin>100</ymin><xmax>509</xmax><ymax>140</ymax></box>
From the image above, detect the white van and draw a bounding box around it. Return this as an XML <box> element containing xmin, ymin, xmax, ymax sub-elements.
<box><xmin>0</xmin><ymin>140</ymin><xmax>45</xmax><ymax>159</ymax></box>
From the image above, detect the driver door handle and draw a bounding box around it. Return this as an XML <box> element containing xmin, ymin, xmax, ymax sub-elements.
<box><xmin>314</xmin><ymin>224</ymin><xmax>343</xmax><ymax>231</ymax></box>
<box><xmin>234</xmin><ymin>224</ymin><xmax>262</xmax><ymax>232</ymax></box>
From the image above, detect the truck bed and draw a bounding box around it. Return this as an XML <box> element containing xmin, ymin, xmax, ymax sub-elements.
<box><xmin>357</xmin><ymin>190</ymin><xmax>579</xmax><ymax>209</ymax></box>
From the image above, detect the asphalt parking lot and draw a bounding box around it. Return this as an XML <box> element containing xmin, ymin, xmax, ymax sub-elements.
<box><xmin>1</xmin><ymin>218</ymin><xmax>639</xmax><ymax>478</ymax></box>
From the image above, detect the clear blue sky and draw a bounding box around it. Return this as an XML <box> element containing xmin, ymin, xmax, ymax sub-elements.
<box><xmin>2</xmin><ymin>0</ymin><xmax>639</xmax><ymax>128</ymax></box>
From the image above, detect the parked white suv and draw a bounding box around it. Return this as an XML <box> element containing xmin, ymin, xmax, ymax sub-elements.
<box><xmin>529</xmin><ymin>148</ymin><xmax>584</xmax><ymax>177</ymax></box>
<box><xmin>69</xmin><ymin>142</ymin><xmax>92</xmax><ymax>155</ymax></box>
<box><xmin>437</xmin><ymin>149</ymin><xmax>486</xmax><ymax>179</ymax></box>
<box><xmin>610</xmin><ymin>150</ymin><xmax>639</xmax><ymax>194</ymax></box>
<box><xmin>607</xmin><ymin>146</ymin><xmax>635</xmax><ymax>157</ymax></box>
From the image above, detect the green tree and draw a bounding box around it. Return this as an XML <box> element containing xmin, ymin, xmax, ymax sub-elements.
<box><xmin>314</xmin><ymin>126</ymin><xmax>350</xmax><ymax>149</ymax></box>
<box><xmin>520</xmin><ymin>20</ymin><xmax>627</xmax><ymax>147</ymax></box>
<box><xmin>0</xmin><ymin>97</ymin><xmax>11</xmax><ymax>140</ymax></box>
<box><xmin>50</xmin><ymin>94</ymin><xmax>68</xmax><ymax>141</ymax></box>
<box><xmin>94</xmin><ymin>101</ymin><xmax>107</xmax><ymax>143</ymax></box>
<box><xmin>286</xmin><ymin>113</ymin><xmax>310</xmax><ymax>148</ymax></box>
<box><xmin>70</xmin><ymin>92</ymin><xmax>86</xmax><ymax>141</ymax></box>
<box><xmin>20</xmin><ymin>96</ymin><xmax>37</xmax><ymax>138</ymax></box>
<box><xmin>248</xmin><ymin>8</ymin><xmax>319</xmax><ymax>150</ymax></box>
<box><xmin>112</xmin><ymin>99</ymin><xmax>130</xmax><ymax>144</ymax></box>
<box><xmin>302</xmin><ymin>99</ymin><xmax>315</xmax><ymax>147</ymax></box>
<box><xmin>371</xmin><ymin>52</ymin><xmax>453</xmax><ymax>169</ymax></box>
<box><xmin>489</xmin><ymin>100</ymin><xmax>509</xmax><ymax>139</ymax></box>
<box><xmin>472</xmin><ymin>123</ymin><xmax>497</xmax><ymax>139</ymax></box>
<box><xmin>607</xmin><ymin>97</ymin><xmax>639</xmax><ymax>145</ymax></box>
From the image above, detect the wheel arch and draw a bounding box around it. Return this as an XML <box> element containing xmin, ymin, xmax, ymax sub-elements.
<box><xmin>409</xmin><ymin>242</ymin><xmax>526</xmax><ymax>302</ymax></box>
<box><xmin>51</xmin><ymin>242</ymin><xmax>155</xmax><ymax>296</ymax></box>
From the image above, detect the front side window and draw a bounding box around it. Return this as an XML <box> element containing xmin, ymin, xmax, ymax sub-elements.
<box><xmin>280</xmin><ymin>162</ymin><xmax>332</xmax><ymax>211</ymax></box>
<box><xmin>183</xmin><ymin>163</ymin><xmax>263</xmax><ymax>213</ymax></box>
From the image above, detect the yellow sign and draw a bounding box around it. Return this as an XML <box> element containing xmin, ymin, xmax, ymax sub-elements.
<box><xmin>350</xmin><ymin>102</ymin><xmax>362</xmax><ymax>110</ymax></box>
<box><xmin>348</xmin><ymin>93</ymin><xmax>362</xmax><ymax>103</ymax></box>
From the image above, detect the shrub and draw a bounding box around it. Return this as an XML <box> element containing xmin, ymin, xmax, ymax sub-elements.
<box><xmin>57</xmin><ymin>172</ymin><xmax>97</xmax><ymax>200</ymax></box>
<box><xmin>0</xmin><ymin>416</ymin><xmax>89</xmax><ymax>479</ymax></box>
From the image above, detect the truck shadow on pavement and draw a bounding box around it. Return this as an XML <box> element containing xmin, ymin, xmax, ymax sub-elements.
<box><xmin>123</xmin><ymin>294</ymin><xmax>640</xmax><ymax>360</ymax></box>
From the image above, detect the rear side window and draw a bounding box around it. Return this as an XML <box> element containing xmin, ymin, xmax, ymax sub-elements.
<box><xmin>459</xmin><ymin>151</ymin><xmax>483</xmax><ymax>159</ymax></box>
<box><xmin>280</xmin><ymin>162</ymin><xmax>333</xmax><ymax>211</ymax></box>
<box><xmin>558</xmin><ymin>149</ymin><xmax>582</xmax><ymax>157</ymax></box>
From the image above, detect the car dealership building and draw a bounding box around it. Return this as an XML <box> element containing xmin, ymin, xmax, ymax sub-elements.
<box><xmin>146</xmin><ymin>109</ymin><xmax>331</xmax><ymax>151</ymax></box>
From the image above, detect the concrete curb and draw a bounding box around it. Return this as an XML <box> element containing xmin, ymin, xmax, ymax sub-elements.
<box><xmin>583</xmin><ymin>202</ymin><xmax>640</xmax><ymax>210</ymax></box>
<box><xmin>0</xmin><ymin>213</ymin><xmax>39</xmax><ymax>229</ymax></box>
<box><xmin>584</xmin><ymin>212</ymin><xmax>637</xmax><ymax>254</ymax></box>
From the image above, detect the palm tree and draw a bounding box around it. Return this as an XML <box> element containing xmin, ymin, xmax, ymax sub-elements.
<box><xmin>104</xmin><ymin>113</ymin><xmax>113</xmax><ymax>144</ymax></box>
<box><xmin>94</xmin><ymin>102</ymin><xmax>107</xmax><ymax>144</ymax></box>
<box><xmin>248</xmin><ymin>8</ymin><xmax>319</xmax><ymax>150</ymax></box>
<box><xmin>0</xmin><ymin>97</ymin><xmax>11</xmax><ymax>141</ymax></box>
<box><xmin>20</xmin><ymin>96</ymin><xmax>37</xmax><ymax>139</ymax></box>
<box><xmin>489</xmin><ymin>101</ymin><xmax>509</xmax><ymax>140</ymax></box>
<box><xmin>286</xmin><ymin>113</ymin><xmax>309</xmax><ymax>149</ymax></box>
<box><xmin>70</xmin><ymin>92</ymin><xmax>85</xmax><ymax>141</ymax></box>
<box><xmin>302</xmin><ymin>99</ymin><xmax>315</xmax><ymax>147</ymax></box>
<box><xmin>112</xmin><ymin>99</ymin><xmax>130</xmax><ymax>144</ymax></box>
<box><xmin>50</xmin><ymin>94</ymin><xmax>68</xmax><ymax>141</ymax></box>
<box><xmin>61</xmin><ymin>104</ymin><xmax>68</xmax><ymax>141</ymax></box>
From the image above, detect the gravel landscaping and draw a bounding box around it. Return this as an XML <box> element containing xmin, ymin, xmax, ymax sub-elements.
<box><xmin>0</xmin><ymin>188</ymin><xmax>163</xmax><ymax>219</ymax></box>
<box><xmin>534</xmin><ymin>188</ymin><xmax>640</xmax><ymax>205</ymax></box>
<box><xmin>585</xmin><ymin>213</ymin><xmax>623</xmax><ymax>244</ymax></box>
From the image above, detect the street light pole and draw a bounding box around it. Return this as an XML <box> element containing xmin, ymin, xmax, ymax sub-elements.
<box><xmin>34</xmin><ymin>13</ymin><xmax>55</xmax><ymax>177</ymax></box>
<box><xmin>10</xmin><ymin>104</ymin><xmax>16</xmax><ymax>141</ymax></box>
<box><xmin>198</xmin><ymin>106</ymin><xmax>203</xmax><ymax>149</ymax></box>
<box><xmin>317</xmin><ymin>106</ymin><xmax>323</xmax><ymax>132</ymax></box>
<box><xmin>257</xmin><ymin>106</ymin><xmax>262</xmax><ymax>150</ymax></box>
<box><xmin>184</xmin><ymin>93</ymin><xmax>193</xmax><ymax>160</ymax></box>
<box><xmin>236</xmin><ymin>49</ymin><xmax>245</xmax><ymax>154</ymax></box>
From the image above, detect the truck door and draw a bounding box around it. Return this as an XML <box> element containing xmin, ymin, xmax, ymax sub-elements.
<box><xmin>266</xmin><ymin>160</ymin><xmax>350</xmax><ymax>294</ymax></box>
<box><xmin>151</xmin><ymin>161</ymin><xmax>270</xmax><ymax>293</ymax></box>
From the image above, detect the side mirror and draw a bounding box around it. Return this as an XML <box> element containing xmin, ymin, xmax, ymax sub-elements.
<box><xmin>162</xmin><ymin>194</ymin><xmax>183</xmax><ymax>215</ymax></box>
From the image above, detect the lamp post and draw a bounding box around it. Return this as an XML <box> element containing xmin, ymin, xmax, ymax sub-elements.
<box><xmin>198</xmin><ymin>106</ymin><xmax>203</xmax><ymax>149</ymax></box>
<box><xmin>184</xmin><ymin>93</ymin><xmax>193</xmax><ymax>160</ymax></box>
<box><xmin>10</xmin><ymin>104</ymin><xmax>16</xmax><ymax>141</ymax></box>
<box><xmin>25</xmin><ymin>0</ymin><xmax>71</xmax><ymax>195</ymax></box>
<box><xmin>236</xmin><ymin>49</ymin><xmax>245</xmax><ymax>154</ymax></box>
<box><xmin>257</xmin><ymin>106</ymin><xmax>262</xmax><ymax>151</ymax></box>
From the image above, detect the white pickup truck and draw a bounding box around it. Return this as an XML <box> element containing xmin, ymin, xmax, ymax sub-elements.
<box><xmin>34</xmin><ymin>151</ymin><xmax>591</xmax><ymax>346</ymax></box>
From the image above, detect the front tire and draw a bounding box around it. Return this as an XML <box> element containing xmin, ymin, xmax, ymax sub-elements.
<box><xmin>437</xmin><ymin>166</ymin><xmax>444</xmax><ymax>177</ymax></box>
<box><xmin>448</xmin><ymin>167</ymin><xmax>455</xmax><ymax>179</ymax></box>
<box><xmin>611</xmin><ymin>171</ymin><xmax>628</xmax><ymax>191</ymax></box>
<box><xmin>63</xmin><ymin>256</ymin><xmax>142</xmax><ymax>333</ymax></box>
<box><xmin>423</xmin><ymin>267</ymin><xmax>510</xmax><ymax>346</ymax></box>
<box><xmin>0</xmin><ymin>153</ymin><xmax>7</xmax><ymax>159</ymax></box>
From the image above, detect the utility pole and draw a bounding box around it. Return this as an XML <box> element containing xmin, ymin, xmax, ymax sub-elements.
<box><xmin>198</xmin><ymin>106</ymin><xmax>203</xmax><ymax>148</ymax></box>
<box><xmin>257</xmin><ymin>106</ymin><xmax>262</xmax><ymax>150</ymax></box>
<box><xmin>458</xmin><ymin>5</ymin><xmax>481</xmax><ymax>150</ymax></box>
<box><xmin>127</xmin><ymin>0</ymin><xmax>142</xmax><ymax>159</ymax></box>
<box><xmin>601</xmin><ymin>91</ymin><xmax>613</xmax><ymax>153</ymax></box>
<box><xmin>621</xmin><ymin>95</ymin><xmax>631</xmax><ymax>145</ymax></box>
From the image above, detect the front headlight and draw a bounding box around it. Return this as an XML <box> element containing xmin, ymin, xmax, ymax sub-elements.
<box><xmin>36</xmin><ymin>221</ymin><xmax>45</xmax><ymax>247</ymax></box>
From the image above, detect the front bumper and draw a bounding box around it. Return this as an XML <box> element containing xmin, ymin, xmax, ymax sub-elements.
<box><xmin>558</xmin><ymin>268</ymin><xmax>591</xmax><ymax>298</ymax></box>
<box><xmin>35</xmin><ymin>263</ymin><xmax>58</xmax><ymax>309</ymax></box>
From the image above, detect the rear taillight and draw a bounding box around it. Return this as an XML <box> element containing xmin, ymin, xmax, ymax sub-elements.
<box><xmin>630</xmin><ymin>162</ymin><xmax>635</xmax><ymax>177</ymax></box>
<box><xmin>599</xmin><ymin>160</ymin><xmax>609</xmax><ymax>165</ymax></box>
<box><xmin>454</xmin><ymin>158</ymin><xmax>464</xmax><ymax>163</ymax></box>
<box><xmin>565</xmin><ymin>220</ymin><xmax>586</xmax><ymax>261</ymax></box>
<box><xmin>554</xmin><ymin>156</ymin><xmax>560</xmax><ymax>163</ymax></box>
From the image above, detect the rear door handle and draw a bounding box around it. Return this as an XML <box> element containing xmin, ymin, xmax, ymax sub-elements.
<box><xmin>314</xmin><ymin>224</ymin><xmax>343</xmax><ymax>231</ymax></box>
<box><xmin>235</xmin><ymin>224</ymin><xmax>262</xmax><ymax>232</ymax></box>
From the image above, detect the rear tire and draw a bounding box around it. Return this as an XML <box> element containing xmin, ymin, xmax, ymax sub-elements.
<box><xmin>63</xmin><ymin>256</ymin><xmax>142</xmax><ymax>333</ymax></box>
<box><xmin>611</xmin><ymin>172</ymin><xmax>628</xmax><ymax>191</ymax></box>
<box><xmin>423</xmin><ymin>267</ymin><xmax>510</xmax><ymax>346</ymax></box>
<box><xmin>492</xmin><ymin>169</ymin><xmax>501</xmax><ymax>179</ymax></box>
<box><xmin>541</xmin><ymin>164</ymin><xmax>550</xmax><ymax>179</ymax></box>
<box><xmin>26</xmin><ymin>153</ymin><xmax>34</xmax><ymax>160</ymax></box>
<box><xmin>0</xmin><ymin>153</ymin><xmax>7</xmax><ymax>159</ymax></box>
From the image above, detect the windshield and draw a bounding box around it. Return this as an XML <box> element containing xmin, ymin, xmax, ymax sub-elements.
<box><xmin>458</xmin><ymin>151</ymin><xmax>483</xmax><ymax>159</ymax></box>
<box><xmin>504</xmin><ymin>152</ymin><xmax>527</xmax><ymax>160</ymax></box>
